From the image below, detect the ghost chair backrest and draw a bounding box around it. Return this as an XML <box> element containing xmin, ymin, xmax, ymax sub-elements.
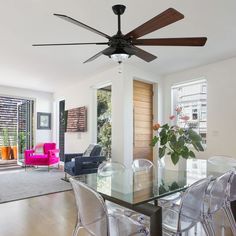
<box><xmin>98</xmin><ymin>161</ymin><xmax>126</xmax><ymax>177</ymax></box>
<box><xmin>70</xmin><ymin>178</ymin><xmax>109</xmax><ymax>236</ymax></box>
<box><xmin>132</xmin><ymin>159</ymin><xmax>154</xmax><ymax>172</ymax></box>
<box><xmin>208</xmin><ymin>171</ymin><xmax>234</xmax><ymax>214</ymax></box>
<box><xmin>178</xmin><ymin>177</ymin><xmax>212</xmax><ymax>231</ymax></box>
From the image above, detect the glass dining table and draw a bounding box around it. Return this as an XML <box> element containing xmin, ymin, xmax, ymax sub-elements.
<box><xmin>75</xmin><ymin>159</ymin><xmax>236</xmax><ymax>235</ymax></box>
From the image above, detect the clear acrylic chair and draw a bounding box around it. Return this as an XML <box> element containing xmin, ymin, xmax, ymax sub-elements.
<box><xmin>69</xmin><ymin>178</ymin><xmax>149</xmax><ymax>236</ymax></box>
<box><xmin>98</xmin><ymin>161</ymin><xmax>126</xmax><ymax>177</ymax></box>
<box><xmin>132</xmin><ymin>159</ymin><xmax>154</xmax><ymax>172</ymax></box>
<box><xmin>223</xmin><ymin>171</ymin><xmax>236</xmax><ymax>236</ymax></box>
<box><xmin>162</xmin><ymin>177</ymin><xmax>212</xmax><ymax>236</ymax></box>
<box><xmin>203</xmin><ymin>171</ymin><xmax>234</xmax><ymax>236</ymax></box>
<box><xmin>208</xmin><ymin>155</ymin><xmax>236</xmax><ymax>173</ymax></box>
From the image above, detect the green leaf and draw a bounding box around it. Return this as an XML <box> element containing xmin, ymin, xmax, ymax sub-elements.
<box><xmin>192</xmin><ymin>142</ymin><xmax>199</xmax><ymax>151</ymax></box>
<box><xmin>178</xmin><ymin>136</ymin><xmax>185</xmax><ymax>147</ymax></box>
<box><xmin>160</xmin><ymin>128</ymin><xmax>166</xmax><ymax>137</ymax></box>
<box><xmin>171</xmin><ymin>152</ymin><xmax>180</xmax><ymax>165</ymax></box>
<box><xmin>160</xmin><ymin>134</ymin><xmax>168</xmax><ymax>146</ymax></box>
<box><xmin>161</xmin><ymin>124</ymin><xmax>169</xmax><ymax>130</ymax></box>
<box><xmin>181</xmin><ymin>146</ymin><xmax>189</xmax><ymax>159</ymax></box>
<box><xmin>170</xmin><ymin>134</ymin><xmax>177</xmax><ymax>144</ymax></box>
<box><xmin>188</xmin><ymin>129</ymin><xmax>202</xmax><ymax>142</ymax></box>
<box><xmin>178</xmin><ymin>128</ymin><xmax>184</xmax><ymax>135</ymax></box>
<box><xmin>195</xmin><ymin>141</ymin><xmax>204</xmax><ymax>152</ymax></box>
<box><xmin>159</xmin><ymin>146</ymin><xmax>166</xmax><ymax>158</ymax></box>
<box><xmin>169</xmin><ymin>181</ymin><xmax>180</xmax><ymax>191</ymax></box>
<box><xmin>189</xmin><ymin>150</ymin><xmax>196</xmax><ymax>158</ymax></box>
<box><xmin>150</xmin><ymin>136</ymin><xmax>159</xmax><ymax>147</ymax></box>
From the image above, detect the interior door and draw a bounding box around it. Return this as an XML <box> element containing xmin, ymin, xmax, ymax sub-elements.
<box><xmin>133</xmin><ymin>80</ymin><xmax>153</xmax><ymax>161</ymax></box>
<box><xmin>17</xmin><ymin>100</ymin><xmax>34</xmax><ymax>165</ymax></box>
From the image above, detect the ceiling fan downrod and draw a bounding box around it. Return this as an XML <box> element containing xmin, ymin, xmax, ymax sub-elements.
<box><xmin>112</xmin><ymin>5</ymin><xmax>126</xmax><ymax>35</ymax></box>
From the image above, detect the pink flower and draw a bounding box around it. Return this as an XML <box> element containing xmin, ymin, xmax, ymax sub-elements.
<box><xmin>169</xmin><ymin>115</ymin><xmax>175</xmax><ymax>120</ymax></box>
<box><xmin>180</xmin><ymin>115</ymin><xmax>190</xmax><ymax>121</ymax></box>
<box><xmin>175</xmin><ymin>107</ymin><xmax>182</xmax><ymax>114</ymax></box>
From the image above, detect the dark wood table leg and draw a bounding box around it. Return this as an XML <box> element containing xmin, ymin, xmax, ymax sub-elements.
<box><xmin>133</xmin><ymin>203</ymin><xmax>162</xmax><ymax>236</ymax></box>
<box><xmin>231</xmin><ymin>200</ymin><xmax>236</xmax><ymax>221</ymax></box>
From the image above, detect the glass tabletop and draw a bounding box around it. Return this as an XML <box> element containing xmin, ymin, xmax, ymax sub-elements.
<box><xmin>75</xmin><ymin>159</ymin><xmax>234</xmax><ymax>206</ymax></box>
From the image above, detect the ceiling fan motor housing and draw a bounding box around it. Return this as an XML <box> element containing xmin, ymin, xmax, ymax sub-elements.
<box><xmin>112</xmin><ymin>5</ymin><xmax>126</xmax><ymax>15</ymax></box>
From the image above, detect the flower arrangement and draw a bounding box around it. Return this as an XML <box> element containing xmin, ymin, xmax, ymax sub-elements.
<box><xmin>151</xmin><ymin>107</ymin><xmax>204</xmax><ymax>165</ymax></box>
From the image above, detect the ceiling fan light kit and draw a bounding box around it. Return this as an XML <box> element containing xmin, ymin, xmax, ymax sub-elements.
<box><xmin>33</xmin><ymin>5</ymin><xmax>207</xmax><ymax>64</ymax></box>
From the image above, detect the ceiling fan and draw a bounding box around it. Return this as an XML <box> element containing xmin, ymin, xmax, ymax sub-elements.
<box><xmin>33</xmin><ymin>5</ymin><xmax>207</xmax><ymax>64</ymax></box>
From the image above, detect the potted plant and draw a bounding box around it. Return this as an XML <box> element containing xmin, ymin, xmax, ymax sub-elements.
<box><xmin>1</xmin><ymin>128</ymin><xmax>11</xmax><ymax>160</ymax></box>
<box><xmin>11</xmin><ymin>129</ymin><xmax>18</xmax><ymax>159</ymax></box>
<box><xmin>151</xmin><ymin>107</ymin><xmax>204</xmax><ymax>166</ymax></box>
<box><xmin>18</xmin><ymin>131</ymin><xmax>26</xmax><ymax>155</ymax></box>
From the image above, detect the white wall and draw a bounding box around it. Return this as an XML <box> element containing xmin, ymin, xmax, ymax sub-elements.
<box><xmin>0</xmin><ymin>85</ymin><xmax>53</xmax><ymax>144</ymax></box>
<box><xmin>54</xmin><ymin>64</ymin><xmax>162</xmax><ymax>167</ymax></box>
<box><xmin>163</xmin><ymin>57</ymin><xmax>236</xmax><ymax>159</ymax></box>
<box><xmin>54</xmin><ymin>66</ymin><xmax>122</xmax><ymax>161</ymax></box>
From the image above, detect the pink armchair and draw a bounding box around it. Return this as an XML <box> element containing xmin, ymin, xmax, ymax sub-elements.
<box><xmin>24</xmin><ymin>143</ymin><xmax>60</xmax><ymax>171</ymax></box>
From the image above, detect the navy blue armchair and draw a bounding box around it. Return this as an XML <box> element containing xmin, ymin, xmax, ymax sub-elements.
<box><xmin>63</xmin><ymin>144</ymin><xmax>106</xmax><ymax>180</ymax></box>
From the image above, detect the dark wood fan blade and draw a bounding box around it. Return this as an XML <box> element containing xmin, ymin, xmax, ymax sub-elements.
<box><xmin>32</xmin><ymin>42</ymin><xmax>108</xmax><ymax>46</ymax></box>
<box><xmin>123</xmin><ymin>47</ymin><xmax>136</xmax><ymax>55</ymax></box>
<box><xmin>83</xmin><ymin>47</ymin><xmax>116</xmax><ymax>63</ymax></box>
<box><xmin>133</xmin><ymin>46</ymin><xmax>157</xmax><ymax>62</ymax></box>
<box><xmin>54</xmin><ymin>13</ymin><xmax>111</xmax><ymax>39</ymax></box>
<box><xmin>83</xmin><ymin>51</ymin><xmax>104</xmax><ymax>63</ymax></box>
<box><xmin>133</xmin><ymin>37</ymin><xmax>207</xmax><ymax>46</ymax></box>
<box><xmin>125</xmin><ymin>8</ymin><xmax>184</xmax><ymax>39</ymax></box>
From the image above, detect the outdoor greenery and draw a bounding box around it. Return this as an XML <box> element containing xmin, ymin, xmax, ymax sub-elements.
<box><xmin>18</xmin><ymin>131</ymin><xmax>26</xmax><ymax>154</ymax></box>
<box><xmin>97</xmin><ymin>89</ymin><xmax>112</xmax><ymax>158</ymax></box>
<box><xmin>1</xmin><ymin>128</ymin><xmax>10</xmax><ymax>146</ymax></box>
<box><xmin>12</xmin><ymin>129</ymin><xmax>17</xmax><ymax>146</ymax></box>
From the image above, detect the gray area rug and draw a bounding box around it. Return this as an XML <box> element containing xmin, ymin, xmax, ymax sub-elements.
<box><xmin>0</xmin><ymin>168</ymin><xmax>72</xmax><ymax>204</ymax></box>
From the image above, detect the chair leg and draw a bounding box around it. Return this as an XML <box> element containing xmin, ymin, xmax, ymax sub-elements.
<box><xmin>25</xmin><ymin>165</ymin><xmax>27</xmax><ymax>171</ymax></box>
<box><xmin>58</xmin><ymin>163</ymin><xmax>60</xmax><ymax>169</ymax></box>
<box><xmin>223</xmin><ymin>205</ymin><xmax>236</xmax><ymax>236</ymax></box>
<box><xmin>72</xmin><ymin>218</ymin><xmax>82</xmax><ymax>236</ymax></box>
<box><xmin>201</xmin><ymin>217</ymin><xmax>216</xmax><ymax>236</ymax></box>
<box><xmin>48</xmin><ymin>166</ymin><xmax>50</xmax><ymax>172</ymax></box>
<box><xmin>194</xmin><ymin>224</ymin><xmax>198</xmax><ymax>235</ymax></box>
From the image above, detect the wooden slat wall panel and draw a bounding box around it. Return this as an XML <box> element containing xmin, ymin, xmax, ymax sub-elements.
<box><xmin>133</xmin><ymin>80</ymin><xmax>153</xmax><ymax>161</ymax></box>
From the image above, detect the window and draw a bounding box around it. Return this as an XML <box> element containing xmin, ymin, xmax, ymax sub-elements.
<box><xmin>172</xmin><ymin>79</ymin><xmax>207</xmax><ymax>145</ymax></box>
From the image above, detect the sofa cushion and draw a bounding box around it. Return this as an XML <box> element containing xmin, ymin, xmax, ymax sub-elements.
<box><xmin>82</xmin><ymin>144</ymin><xmax>101</xmax><ymax>157</ymax></box>
<box><xmin>82</xmin><ymin>144</ymin><xmax>95</xmax><ymax>157</ymax></box>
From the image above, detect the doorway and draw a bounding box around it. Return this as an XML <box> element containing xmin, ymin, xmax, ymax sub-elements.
<box><xmin>133</xmin><ymin>80</ymin><xmax>153</xmax><ymax>161</ymax></box>
<box><xmin>17</xmin><ymin>100</ymin><xmax>34</xmax><ymax>166</ymax></box>
<box><xmin>59</xmin><ymin>100</ymin><xmax>65</xmax><ymax>162</ymax></box>
<box><xmin>97</xmin><ymin>85</ymin><xmax>112</xmax><ymax>159</ymax></box>
<box><xmin>0</xmin><ymin>96</ymin><xmax>34</xmax><ymax>169</ymax></box>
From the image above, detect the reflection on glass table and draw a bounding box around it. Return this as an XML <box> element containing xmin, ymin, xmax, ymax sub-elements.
<box><xmin>76</xmin><ymin>159</ymin><xmax>234</xmax><ymax>206</ymax></box>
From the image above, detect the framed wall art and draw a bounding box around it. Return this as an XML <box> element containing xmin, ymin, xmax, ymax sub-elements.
<box><xmin>37</xmin><ymin>112</ymin><xmax>51</xmax><ymax>130</ymax></box>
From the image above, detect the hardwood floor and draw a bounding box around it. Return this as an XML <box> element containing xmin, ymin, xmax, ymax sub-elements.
<box><xmin>0</xmin><ymin>191</ymin><xmax>83</xmax><ymax>236</ymax></box>
<box><xmin>0</xmin><ymin>191</ymin><xmax>233</xmax><ymax>236</ymax></box>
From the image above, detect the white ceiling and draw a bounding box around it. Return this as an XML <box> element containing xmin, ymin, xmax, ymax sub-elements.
<box><xmin>0</xmin><ymin>0</ymin><xmax>236</xmax><ymax>92</ymax></box>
